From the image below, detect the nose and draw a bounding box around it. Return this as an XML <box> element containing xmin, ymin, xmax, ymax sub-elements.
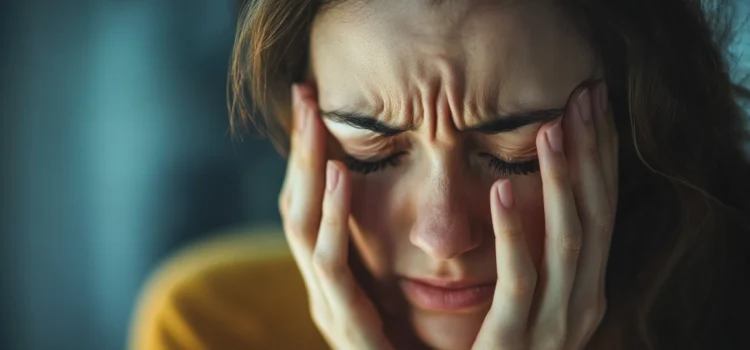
<box><xmin>409</xmin><ymin>170</ymin><xmax>482</xmax><ymax>260</ymax></box>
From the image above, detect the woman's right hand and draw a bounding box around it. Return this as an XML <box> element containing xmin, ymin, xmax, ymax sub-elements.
<box><xmin>278</xmin><ymin>83</ymin><xmax>395</xmax><ymax>350</ymax></box>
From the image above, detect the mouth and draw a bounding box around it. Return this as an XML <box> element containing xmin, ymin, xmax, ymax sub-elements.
<box><xmin>399</xmin><ymin>277</ymin><xmax>496</xmax><ymax>312</ymax></box>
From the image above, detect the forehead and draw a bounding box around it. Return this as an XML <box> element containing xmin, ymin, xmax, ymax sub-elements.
<box><xmin>309</xmin><ymin>0</ymin><xmax>597</xmax><ymax>125</ymax></box>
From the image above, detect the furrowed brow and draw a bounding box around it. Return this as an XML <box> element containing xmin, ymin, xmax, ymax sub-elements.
<box><xmin>320</xmin><ymin>110</ymin><xmax>412</xmax><ymax>136</ymax></box>
<box><xmin>462</xmin><ymin>109</ymin><xmax>564</xmax><ymax>134</ymax></box>
<box><xmin>320</xmin><ymin>108</ymin><xmax>564</xmax><ymax>135</ymax></box>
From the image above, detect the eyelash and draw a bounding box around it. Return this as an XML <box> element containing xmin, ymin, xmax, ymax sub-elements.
<box><xmin>343</xmin><ymin>152</ymin><xmax>539</xmax><ymax>176</ymax></box>
<box><xmin>344</xmin><ymin>152</ymin><xmax>407</xmax><ymax>174</ymax></box>
<box><xmin>485</xmin><ymin>155</ymin><xmax>539</xmax><ymax>177</ymax></box>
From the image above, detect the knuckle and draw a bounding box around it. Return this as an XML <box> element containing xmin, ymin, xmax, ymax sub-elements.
<box><xmin>311</xmin><ymin>252</ymin><xmax>332</xmax><ymax>276</ymax></box>
<box><xmin>593</xmin><ymin>218</ymin><xmax>611</xmax><ymax>237</ymax></box>
<box><xmin>545</xmin><ymin>161</ymin><xmax>569</xmax><ymax>183</ymax></box>
<box><xmin>591</xmin><ymin>210</ymin><xmax>614</xmax><ymax>244</ymax></box>
<box><xmin>319</xmin><ymin>213</ymin><xmax>344</xmax><ymax>232</ymax></box>
<box><xmin>561</xmin><ymin>233</ymin><xmax>582</xmax><ymax>260</ymax></box>
<box><xmin>284</xmin><ymin>213</ymin><xmax>312</xmax><ymax>240</ymax></box>
<box><xmin>312</xmin><ymin>251</ymin><xmax>344</xmax><ymax>280</ymax></box>
<box><xmin>497</xmin><ymin>226</ymin><xmax>524</xmax><ymax>244</ymax></box>
<box><xmin>582</xmin><ymin>134</ymin><xmax>598</xmax><ymax>158</ymax></box>
<box><xmin>534</xmin><ymin>325</ymin><xmax>567</xmax><ymax>349</ymax></box>
<box><xmin>504</xmin><ymin>272</ymin><xmax>537</xmax><ymax>299</ymax></box>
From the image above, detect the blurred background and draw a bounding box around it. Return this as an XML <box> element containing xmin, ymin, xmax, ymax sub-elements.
<box><xmin>1</xmin><ymin>1</ymin><xmax>284</xmax><ymax>349</ymax></box>
<box><xmin>0</xmin><ymin>1</ymin><xmax>748</xmax><ymax>350</ymax></box>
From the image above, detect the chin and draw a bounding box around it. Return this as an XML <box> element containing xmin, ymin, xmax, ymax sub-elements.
<box><xmin>409</xmin><ymin>307</ymin><xmax>488</xmax><ymax>350</ymax></box>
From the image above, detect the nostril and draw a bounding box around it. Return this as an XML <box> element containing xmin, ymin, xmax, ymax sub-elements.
<box><xmin>409</xmin><ymin>215</ymin><xmax>481</xmax><ymax>260</ymax></box>
<box><xmin>411</xmin><ymin>233</ymin><xmax>457</xmax><ymax>260</ymax></box>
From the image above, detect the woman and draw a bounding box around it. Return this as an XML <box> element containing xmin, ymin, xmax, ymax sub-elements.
<box><xmin>132</xmin><ymin>0</ymin><xmax>750</xmax><ymax>349</ymax></box>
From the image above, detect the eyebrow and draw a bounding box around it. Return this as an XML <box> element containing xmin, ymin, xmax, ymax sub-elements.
<box><xmin>319</xmin><ymin>108</ymin><xmax>565</xmax><ymax>136</ymax></box>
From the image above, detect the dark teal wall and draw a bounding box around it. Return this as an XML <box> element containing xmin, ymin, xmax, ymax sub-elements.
<box><xmin>0</xmin><ymin>1</ymin><xmax>285</xmax><ymax>349</ymax></box>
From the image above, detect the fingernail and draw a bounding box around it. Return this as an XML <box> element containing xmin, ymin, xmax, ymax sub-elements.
<box><xmin>326</xmin><ymin>161</ymin><xmax>340</xmax><ymax>193</ymax></box>
<box><xmin>496</xmin><ymin>180</ymin><xmax>513</xmax><ymax>209</ymax></box>
<box><xmin>577</xmin><ymin>88</ymin><xmax>591</xmax><ymax>123</ymax></box>
<box><xmin>546</xmin><ymin>119</ymin><xmax>563</xmax><ymax>153</ymax></box>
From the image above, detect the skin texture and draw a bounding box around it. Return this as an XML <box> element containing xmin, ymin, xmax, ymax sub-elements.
<box><xmin>278</xmin><ymin>0</ymin><xmax>616</xmax><ymax>349</ymax></box>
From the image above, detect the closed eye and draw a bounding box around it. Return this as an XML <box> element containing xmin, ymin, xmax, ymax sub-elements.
<box><xmin>343</xmin><ymin>152</ymin><xmax>407</xmax><ymax>174</ymax></box>
<box><xmin>481</xmin><ymin>153</ymin><xmax>539</xmax><ymax>177</ymax></box>
<box><xmin>343</xmin><ymin>152</ymin><xmax>539</xmax><ymax>177</ymax></box>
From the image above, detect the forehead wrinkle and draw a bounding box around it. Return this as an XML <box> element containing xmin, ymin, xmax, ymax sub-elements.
<box><xmin>362</xmin><ymin>53</ymin><xmax>493</xmax><ymax>134</ymax></box>
<box><xmin>312</xmin><ymin>0</ymin><xmax>597</xmax><ymax>135</ymax></box>
<box><xmin>438</xmin><ymin>57</ymin><xmax>470</xmax><ymax>131</ymax></box>
<box><xmin>414</xmin><ymin>74</ymin><xmax>439</xmax><ymax>138</ymax></box>
<box><xmin>419</xmin><ymin>50</ymin><xmax>491</xmax><ymax>133</ymax></box>
<box><xmin>363</xmin><ymin>1</ymin><xmax>478</xmax><ymax>132</ymax></box>
<box><xmin>373</xmin><ymin>53</ymin><xmax>449</xmax><ymax>131</ymax></box>
<box><xmin>409</xmin><ymin>56</ymin><xmax>434</xmax><ymax>129</ymax></box>
<box><xmin>371</xmin><ymin>81</ymin><xmax>412</xmax><ymax>128</ymax></box>
<box><xmin>410</xmin><ymin>83</ymin><xmax>424</xmax><ymax>130</ymax></box>
<box><xmin>351</xmin><ymin>43</ymin><xmax>411</xmax><ymax>126</ymax></box>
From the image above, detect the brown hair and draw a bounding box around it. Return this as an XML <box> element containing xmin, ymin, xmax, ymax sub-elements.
<box><xmin>228</xmin><ymin>0</ymin><xmax>750</xmax><ymax>348</ymax></box>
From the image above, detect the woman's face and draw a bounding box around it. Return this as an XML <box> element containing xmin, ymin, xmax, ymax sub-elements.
<box><xmin>309</xmin><ymin>0</ymin><xmax>599</xmax><ymax>348</ymax></box>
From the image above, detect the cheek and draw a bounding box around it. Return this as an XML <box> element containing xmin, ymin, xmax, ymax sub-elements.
<box><xmin>347</xmin><ymin>174</ymin><xmax>409</xmax><ymax>277</ymax></box>
<box><xmin>513</xmin><ymin>174</ymin><xmax>546</xmax><ymax>268</ymax></box>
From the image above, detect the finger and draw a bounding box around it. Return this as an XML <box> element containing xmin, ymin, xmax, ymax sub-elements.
<box><xmin>564</xmin><ymin>85</ymin><xmax>614</xmax><ymax>268</ymax></box>
<box><xmin>592</xmin><ymin>80</ymin><xmax>618</xmax><ymax>281</ymax></box>
<box><xmin>313</xmin><ymin>161</ymin><xmax>387</xmax><ymax>346</ymax></box>
<box><xmin>281</xmin><ymin>83</ymin><xmax>314</xmax><ymax>192</ymax></box>
<box><xmin>282</xmin><ymin>83</ymin><xmax>327</xmax><ymax>307</ymax></box>
<box><xmin>564</xmin><ymin>84</ymin><xmax>613</xmax><ymax>345</ymax></box>
<box><xmin>314</xmin><ymin>161</ymin><xmax>356</xmax><ymax>314</ymax></box>
<box><xmin>285</xmin><ymin>83</ymin><xmax>326</xmax><ymax>251</ymax></box>
<box><xmin>532</xmin><ymin>110</ymin><xmax>582</xmax><ymax>339</ymax></box>
<box><xmin>592</xmin><ymin>80</ymin><xmax>618</xmax><ymax>206</ymax></box>
<box><xmin>475</xmin><ymin>179</ymin><xmax>536</xmax><ymax>349</ymax></box>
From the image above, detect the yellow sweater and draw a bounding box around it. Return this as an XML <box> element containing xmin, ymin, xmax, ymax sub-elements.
<box><xmin>129</xmin><ymin>228</ymin><xmax>329</xmax><ymax>350</ymax></box>
<box><xmin>129</xmin><ymin>226</ymin><xmax>747</xmax><ymax>350</ymax></box>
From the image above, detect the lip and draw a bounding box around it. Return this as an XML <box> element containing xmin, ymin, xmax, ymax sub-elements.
<box><xmin>400</xmin><ymin>277</ymin><xmax>496</xmax><ymax>312</ymax></box>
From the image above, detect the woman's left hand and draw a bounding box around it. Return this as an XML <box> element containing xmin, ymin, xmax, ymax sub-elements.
<box><xmin>473</xmin><ymin>80</ymin><xmax>618</xmax><ymax>350</ymax></box>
